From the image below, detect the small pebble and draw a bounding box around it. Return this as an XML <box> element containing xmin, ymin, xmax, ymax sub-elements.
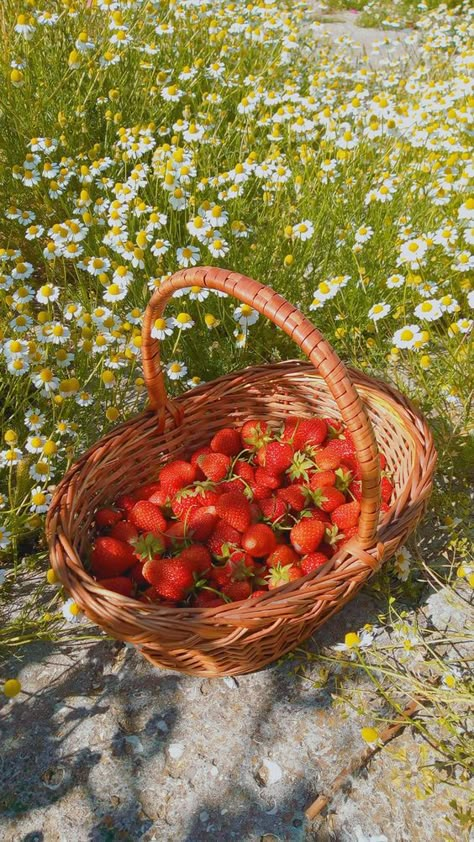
<box><xmin>168</xmin><ymin>742</ymin><xmax>185</xmax><ymax>760</ymax></box>
<box><xmin>199</xmin><ymin>811</ymin><xmax>209</xmax><ymax>823</ymax></box>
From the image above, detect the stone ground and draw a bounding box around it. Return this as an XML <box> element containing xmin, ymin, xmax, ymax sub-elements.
<box><xmin>0</xmin><ymin>12</ymin><xmax>469</xmax><ymax>842</ymax></box>
<box><xmin>309</xmin><ymin>7</ymin><xmax>415</xmax><ymax>66</ymax></box>
<box><xmin>1</xmin><ymin>585</ymin><xmax>471</xmax><ymax>842</ymax></box>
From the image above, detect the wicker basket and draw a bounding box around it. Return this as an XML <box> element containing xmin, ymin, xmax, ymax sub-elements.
<box><xmin>47</xmin><ymin>267</ymin><xmax>437</xmax><ymax>676</ymax></box>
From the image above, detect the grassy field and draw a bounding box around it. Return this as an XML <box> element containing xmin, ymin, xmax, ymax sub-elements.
<box><xmin>0</xmin><ymin>0</ymin><xmax>472</xmax><ymax>832</ymax></box>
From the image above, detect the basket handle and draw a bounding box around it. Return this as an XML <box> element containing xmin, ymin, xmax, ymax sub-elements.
<box><xmin>142</xmin><ymin>266</ymin><xmax>381</xmax><ymax>547</ymax></box>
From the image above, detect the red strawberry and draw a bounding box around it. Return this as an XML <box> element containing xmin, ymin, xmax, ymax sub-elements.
<box><xmin>349</xmin><ymin>480</ymin><xmax>362</xmax><ymax>501</ymax></box>
<box><xmin>97</xmin><ymin>576</ymin><xmax>134</xmax><ymax>596</ymax></box>
<box><xmin>218</xmin><ymin>478</ymin><xmax>245</xmax><ymax>494</ymax></box>
<box><xmin>132</xmin><ymin>532</ymin><xmax>165</xmax><ymax>562</ymax></box>
<box><xmin>95</xmin><ymin>507</ymin><xmax>123</xmax><ymax>529</ymax></box>
<box><xmin>325</xmin><ymin>437</ymin><xmax>355</xmax><ymax>459</ymax></box>
<box><xmin>116</xmin><ymin>494</ymin><xmax>137</xmax><ymax>515</ymax></box>
<box><xmin>188</xmin><ymin>506</ymin><xmax>218</xmax><ymax>541</ymax></box>
<box><xmin>324</xmin><ymin>417</ymin><xmax>344</xmax><ymax>436</ymax></box>
<box><xmin>241</xmin><ymin>523</ymin><xmax>277</xmax><ymax>557</ymax></box>
<box><xmin>190</xmin><ymin>446</ymin><xmax>212</xmax><ymax>467</ymax></box>
<box><xmin>248</xmin><ymin>482</ymin><xmax>272</xmax><ymax>501</ymax></box>
<box><xmin>109</xmin><ymin>521</ymin><xmax>139</xmax><ymax>543</ymax></box>
<box><xmin>331</xmin><ymin>500</ymin><xmax>361</xmax><ymax>531</ymax></box>
<box><xmin>267</xmin><ymin>563</ymin><xmax>302</xmax><ymax>589</ymax></box>
<box><xmin>281</xmin><ymin>417</ymin><xmax>300</xmax><ymax>442</ymax></box>
<box><xmin>309</xmin><ymin>470</ymin><xmax>336</xmax><ymax>490</ymax></box>
<box><xmin>339</xmin><ymin>524</ymin><xmax>359</xmax><ymax>544</ymax></box>
<box><xmin>241</xmin><ymin>419</ymin><xmax>270</xmax><ymax>449</ymax></box>
<box><xmin>164</xmin><ymin>521</ymin><xmax>188</xmax><ymax>547</ymax></box>
<box><xmin>130</xmin><ymin>562</ymin><xmax>148</xmax><ymax>586</ymax></box>
<box><xmin>277</xmin><ymin>485</ymin><xmax>308</xmax><ymax>512</ymax></box>
<box><xmin>171</xmin><ymin>492</ymin><xmax>199</xmax><ymax>521</ymax></box>
<box><xmin>133</xmin><ymin>482</ymin><xmax>162</xmax><ymax>501</ymax></box>
<box><xmin>381</xmin><ymin>476</ymin><xmax>393</xmax><ymax>503</ymax></box>
<box><xmin>216</xmin><ymin>491</ymin><xmax>252</xmax><ymax>533</ymax></box>
<box><xmin>148</xmin><ymin>487</ymin><xmax>169</xmax><ymax>508</ymax></box>
<box><xmin>211</xmin><ymin>427</ymin><xmax>242</xmax><ymax>456</ymax></box>
<box><xmin>193</xmin><ymin>591</ymin><xmax>226</xmax><ymax>607</ymax></box>
<box><xmin>90</xmin><ymin>536</ymin><xmax>137</xmax><ymax>577</ymax></box>
<box><xmin>257</xmin><ymin>441</ymin><xmax>293</xmax><ymax>474</ymax></box>
<box><xmin>142</xmin><ymin>557</ymin><xmax>195</xmax><ymax>601</ymax></box>
<box><xmin>129</xmin><ymin>500</ymin><xmax>167</xmax><ymax>535</ymax></box>
<box><xmin>340</xmin><ymin>455</ymin><xmax>361</xmax><ymax>480</ymax></box>
<box><xmin>293</xmin><ymin>417</ymin><xmax>327</xmax><ymax>450</ymax></box>
<box><xmin>226</xmin><ymin>550</ymin><xmax>256</xmax><ymax>580</ymax></box>
<box><xmin>178</xmin><ymin>545</ymin><xmax>212</xmax><ymax>573</ymax></box>
<box><xmin>266</xmin><ymin>545</ymin><xmax>300</xmax><ymax>569</ymax></box>
<box><xmin>314</xmin><ymin>447</ymin><xmax>342</xmax><ymax>470</ymax></box>
<box><xmin>233</xmin><ymin>460</ymin><xmax>255</xmax><ymax>483</ymax></box>
<box><xmin>255</xmin><ymin>467</ymin><xmax>281</xmax><ymax>489</ymax></box>
<box><xmin>290</xmin><ymin>517</ymin><xmax>326</xmax><ymax>555</ymax></box>
<box><xmin>209</xmin><ymin>563</ymin><xmax>233</xmax><ymax>587</ymax></box>
<box><xmin>259</xmin><ymin>496</ymin><xmax>287</xmax><ymax>522</ymax></box>
<box><xmin>159</xmin><ymin>460</ymin><xmax>196</xmax><ymax>495</ymax></box>
<box><xmin>207</xmin><ymin>520</ymin><xmax>241</xmax><ymax>557</ymax></box>
<box><xmin>199</xmin><ymin>452</ymin><xmax>230</xmax><ymax>482</ymax></box>
<box><xmin>140</xmin><ymin>586</ymin><xmax>162</xmax><ymax>603</ymax></box>
<box><xmin>379</xmin><ymin>452</ymin><xmax>387</xmax><ymax>470</ymax></box>
<box><xmin>221</xmin><ymin>580</ymin><xmax>252</xmax><ymax>601</ymax></box>
<box><xmin>300</xmin><ymin>552</ymin><xmax>328</xmax><ymax>575</ymax></box>
<box><xmin>311</xmin><ymin>485</ymin><xmax>346</xmax><ymax>513</ymax></box>
<box><xmin>251</xmin><ymin>588</ymin><xmax>269</xmax><ymax>598</ymax></box>
<box><xmin>306</xmin><ymin>508</ymin><xmax>331</xmax><ymax>524</ymax></box>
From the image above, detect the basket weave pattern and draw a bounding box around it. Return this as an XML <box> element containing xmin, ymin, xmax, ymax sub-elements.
<box><xmin>47</xmin><ymin>267</ymin><xmax>436</xmax><ymax>676</ymax></box>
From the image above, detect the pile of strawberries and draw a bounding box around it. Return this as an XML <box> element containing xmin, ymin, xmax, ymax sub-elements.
<box><xmin>89</xmin><ymin>416</ymin><xmax>393</xmax><ymax>606</ymax></box>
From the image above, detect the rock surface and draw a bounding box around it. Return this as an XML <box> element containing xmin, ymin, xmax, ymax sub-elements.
<box><xmin>0</xmin><ymin>592</ymin><xmax>466</xmax><ymax>842</ymax></box>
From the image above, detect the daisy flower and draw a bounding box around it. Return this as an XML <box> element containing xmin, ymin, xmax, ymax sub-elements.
<box><xmin>208</xmin><ymin>238</ymin><xmax>229</xmax><ymax>258</ymax></box>
<box><xmin>0</xmin><ymin>527</ymin><xmax>12</xmax><ymax>550</ymax></box>
<box><xmin>173</xmin><ymin>313</ymin><xmax>194</xmax><ymax>330</ymax></box>
<box><xmin>399</xmin><ymin>237</ymin><xmax>428</xmax><ymax>266</ymax></box>
<box><xmin>368</xmin><ymin>303</ymin><xmax>391</xmax><ymax>321</ymax></box>
<box><xmin>392</xmin><ymin>325</ymin><xmax>423</xmax><ymax>350</ymax></box>
<box><xmin>386</xmin><ymin>274</ymin><xmax>405</xmax><ymax>289</ymax></box>
<box><xmin>414</xmin><ymin>300</ymin><xmax>443</xmax><ymax>321</ymax></box>
<box><xmin>62</xmin><ymin>598</ymin><xmax>84</xmax><ymax>624</ymax></box>
<box><xmin>393</xmin><ymin>546</ymin><xmax>412</xmax><ymax>581</ymax></box>
<box><xmin>176</xmin><ymin>245</ymin><xmax>200</xmax><ymax>268</ymax></box>
<box><xmin>166</xmin><ymin>361</ymin><xmax>188</xmax><ymax>380</ymax></box>
<box><xmin>292</xmin><ymin>220</ymin><xmax>314</xmax><ymax>241</ymax></box>
<box><xmin>233</xmin><ymin>304</ymin><xmax>259</xmax><ymax>327</ymax></box>
<box><xmin>151</xmin><ymin>317</ymin><xmax>174</xmax><ymax>339</ymax></box>
<box><xmin>30</xmin><ymin>487</ymin><xmax>52</xmax><ymax>514</ymax></box>
<box><xmin>25</xmin><ymin>409</ymin><xmax>45</xmax><ymax>431</ymax></box>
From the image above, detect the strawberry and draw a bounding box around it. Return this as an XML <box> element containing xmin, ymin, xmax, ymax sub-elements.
<box><xmin>323</xmin><ymin>524</ymin><xmax>345</xmax><ymax>550</ymax></box>
<box><xmin>159</xmin><ymin>460</ymin><xmax>196</xmax><ymax>495</ymax></box>
<box><xmin>140</xmin><ymin>586</ymin><xmax>162</xmax><ymax>603</ymax></box>
<box><xmin>148</xmin><ymin>487</ymin><xmax>169</xmax><ymax>508</ymax></box>
<box><xmin>209</xmin><ymin>563</ymin><xmax>233</xmax><ymax>587</ymax></box>
<box><xmin>325</xmin><ymin>437</ymin><xmax>355</xmax><ymax>460</ymax></box>
<box><xmin>142</xmin><ymin>557</ymin><xmax>195</xmax><ymax>601</ymax></box>
<box><xmin>241</xmin><ymin>523</ymin><xmax>277</xmax><ymax>557</ymax></box>
<box><xmin>164</xmin><ymin>521</ymin><xmax>188</xmax><ymax>547</ymax></box>
<box><xmin>267</xmin><ymin>563</ymin><xmax>302</xmax><ymax>589</ymax></box>
<box><xmin>300</xmin><ymin>552</ymin><xmax>328</xmax><ymax>575</ymax></box>
<box><xmin>188</xmin><ymin>506</ymin><xmax>218</xmax><ymax>541</ymax></box>
<box><xmin>109</xmin><ymin>521</ymin><xmax>139</xmax><ymax>543</ymax></box>
<box><xmin>207</xmin><ymin>520</ymin><xmax>241</xmax><ymax>557</ymax></box>
<box><xmin>257</xmin><ymin>441</ymin><xmax>293</xmax><ymax>474</ymax></box>
<box><xmin>216</xmin><ymin>491</ymin><xmax>252</xmax><ymax>533</ymax></box>
<box><xmin>171</xmin><ymin>484</ymin><xmax>219</xmax><ymax>521</ymax></box>
<box><xmin>306</xmin><ymin>508</ymin><xmax>331</xmax><ymax>524</ymax></box>
<box><xmin>132</xmin><ymin>532</ymin><xmax>165</xmax><ymax>562</ymax></box>
<box><xmin>130</xmin><ymin>561</ymin><xmax>148</xmax><ymax>586</ymax></box>
<box><xmin>97</xmin><ymin>576</ymin><xmax>134</xmax><ymax>596</ymax></box>
<box><xmin>340</xmin><ymin>455</ymin><xmax>361</xmax><ymax>480</ymax></box>
<box><xmin>129</xmin><ymin>500</ymin><xmax>167</xmax><ymax>535</ymax></box>
<box><xmin>218</xmin><ymin>478</ymin><xmax>245</xmax><ymax>494</ymax></box>
<box><xmin>381</xmin><ymin>476</ymin><xmax>394</xmax><ymax>503</ymax></box>
<box><xmin>281</xmin><ymin>417</ymin><xmax>300</xmax><ymax>442</ymax></box>
<box><xmin>226</xmin><ymin>550</ymin><xmax>256</xmax><ymax>580</ymax></box>
<box><xmin>309</xmin><ymin>470</ymin><xmax>336</xmax><ymax>490</ymax></box>
<box><xmin>199</xmin><ymin>452</ymin><xmax>230</xmax><ymax>482</ymax></box>
<box><xmin>259</xmin><ymin>496</ymin><xmax>287</xmax><ymax>522</ymax></box>
<box><xmin>324</xmin><ymin>417</ymin><xmax>344</xmax><ymax>436</ymax></box>
<box><xmin>211</xmin><ymin>427</ymin><xmax>242</xmax><ymax>456</ymax></box>
<box><xmin>250</xmin><ymin>589</ymin><xmax>269</xmax><ymax>598</ymax></box>
<box><xmin>255</xmin><ymin>467</ymin><xmax>281</xmax><ymax>489</ymax></box>
<box><xmin>178</xmin><ymin>544</ymin><xmax>212</xmax><ymax>573</ymax></box>
<box><xmin>221</xmin><ymin>580</ymin><xmax>252</xmax><ymax>601</ymax></box>
<box><xmin>95</xmin><ymin>507</ymin><xmax>123</xmax><ymax>529</ymax></box>
<box><xmin>331</xmin><ymin>500</ymin><xmax>361</xmax><ymax>531</ymax></box>
<box><xmin>240</xmin><ymin>419</ymin><xmax>270</xmax><ymax>450</ymax></box>
<box><xmin>311</xmin><ymin>486</ymin><xmax>346</xmax><ymax>513</ymax></box>
<box><xmin>90</xmin><ymin>536</ymin><xmax>137</xmax><ymax>577</ymax></box>
<box><xmin>293</xmin><ymin>417</ymin><xmax>327</xmax><ymax>450</ymax></box>
<box><xmin>266</xmin><ymin>545</ymin><xmax>300</xmax><ymax>569</ymax></box>
<box><xmin>290</xmin><ymin>516</ymin><xmax>326</xmax><ymax>555</ymax></box>
<box><xmin>233</xmin><ymin>460</ymin><xmax>255</xmax><ymax>483</ymax></box>
<box><xmin>133</xmin><ymin>481</ymin><xmax>162</xmax><ymax>501</ymax></box>
<box><xmin>190</xmin><ymin>446</ymin><xmax>212</xmax><ymax>468</ymax></box>
<box><xmin>339</xmin><ymin>524</ymin><xmax>359</xmax><ymax>545</ymax></box>
<box><xmin>116</xmin><ymin>494</ymin><xmax>137</xmax><ymax>515</ymax></box>
<box><xmin>286</xmin><ymin>451</ymin><xmax>316</xmax><ymax>483</ymax></box>
<box><xmin>248</xmin><ymin>482</ymin><xmax>272</xmax><ymax>501</ymax></box>
<box><xmin>348</xmin><ymin>480</ymin><xmax>362</xmax><ymax>501</ymax></box>
<box><xmin>193</xmin><ymin>591</ymin><xmax>226</xmax><ymax>607</ymax></box>
<box><xmin>379</xmin><ymin>452</ymin><xmax>387</xmax><ymax>470</ymax></box>
<box><xmin>277</xmin><ymin>485</ymin><xmax>308</xmax><ymax>512</ymax></box>
<box><xmin>314</xmin><ymin>446</ymin><xmax>342</xmax><ymax>470</ymax></box>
